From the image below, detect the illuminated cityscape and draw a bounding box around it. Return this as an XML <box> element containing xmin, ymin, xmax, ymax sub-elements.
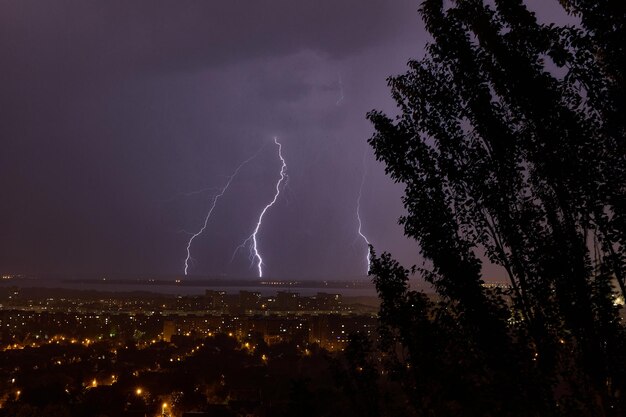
<box><xmin>0</xmin><ymin>282</ymin><xmax>381</xmax><ymax>416</ymax></box>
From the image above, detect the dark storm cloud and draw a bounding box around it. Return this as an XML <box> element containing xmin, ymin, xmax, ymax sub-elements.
<box><xmin>0</xmin><ymin>0</ymin><xmax>416</xmax><ymax>78</ymax></box>
<box><xmin>1</xmin><ymin>0</ymin><xmax>568</xmax><ymax>279</ymax></box>
<box><xmin>0</xmin><ymin>0</ymin><xmax>423</xmax><ymax>278</ymax></box>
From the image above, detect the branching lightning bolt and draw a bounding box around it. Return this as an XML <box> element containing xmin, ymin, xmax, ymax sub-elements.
<box><xmin>183</xmin><ymin>149</ymin><xmax>262</xmax><ymax>276</ymax></box>
<box><xmin>356</xmin><ymin>152</ymin><xmax>371</xmax><ymax>274</ymax></box>
<box><xmin>232</xmin><ymin>137</ymin><xmax>287</xmax><ymax>278</ymax></box>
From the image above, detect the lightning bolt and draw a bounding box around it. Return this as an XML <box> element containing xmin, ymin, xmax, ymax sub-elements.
<box><xmin>356</xmin><ymin>152</ymin><xmax>371</xmax><ymax>274</ymax></box>
<box><xmin>233</xmin><ymin>137</ymin><xmax>287</xmax><ymax>278</ymax></box>
<box><xmin>183</xmin><ymin>148</ymin><xmax>262</xmax><ymax>276</ymax></box>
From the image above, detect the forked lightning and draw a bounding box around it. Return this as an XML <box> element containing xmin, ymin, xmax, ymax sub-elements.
<box><xmin>183</xmin><ymin>149</ymin><xmax>261</xmax><ymax>275</ymax></box>
<box><xmin>233</xmin><ymin>137</ymin><xmax>287</xmax><ymax>278</ymax></box>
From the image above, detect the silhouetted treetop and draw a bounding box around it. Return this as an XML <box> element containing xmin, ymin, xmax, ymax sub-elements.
<box><xmin>368</xmin><ymin>1</ymin><xmax>625</xmax><ymax>415</ymax></box>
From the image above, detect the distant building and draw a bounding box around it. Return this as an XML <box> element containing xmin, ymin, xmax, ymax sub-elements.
<box><xmin>276</xmin><ymin>291</ymin><xmax>299</xmax><ymax>311</ymax></box>
<box><xmin>314</xmin><ymin>292</ymin><xmax>342</xmax><ymax>310</ymax></box>
<box><xmin>238</xmin><ymin>291</ymin><xmax>261</xmax><ymax>312</ymax></box>
<box><xmin>162</xmin><ymin>320</ymin><xmax>176</xmax><ymax>342</ymax></box>
<box><xmin>205</xmin><ymin>290</ymin><xmax>227</xmax><ymax>311</ymax></box>
<box><xmin>246</xmin><ymin>316</ymin><xmax>309</xmax><ymax>346</ymax></box>
<box><xmin>309</xmin><ymin>314</ymin><xmax>377</xmax><ymax>350</ymax></box>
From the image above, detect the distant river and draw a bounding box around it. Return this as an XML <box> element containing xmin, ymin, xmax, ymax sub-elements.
<box><xmin>0</xmin><ymin>278</ymin><xmax>379</xmax><ymax>297</ymax></box>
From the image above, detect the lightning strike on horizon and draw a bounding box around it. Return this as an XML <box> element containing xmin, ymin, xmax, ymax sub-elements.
<box><xmin>183</xmin><ymin>150</ymin><xmax>261</xmax><ymax>276</ymax></box>
<box><xmin>233</xmin><ymin>137</ymin><xmax>287</xmax><ymax>278</ymax></box>
<box><xmin>356</xmin><ymin>153</ymin><xmax>371</xmax><ymax>274</ymax></box>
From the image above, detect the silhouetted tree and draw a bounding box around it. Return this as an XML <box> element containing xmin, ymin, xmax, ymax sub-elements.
<box><xmin>367</xmin><ymin>1</ymin><xmax>625</xmax><ymax>416</ymax></box>
<box><xmin>335</xmin><ymin>334</ymin><xmax>382</xmax><ymax>417</ymax></box>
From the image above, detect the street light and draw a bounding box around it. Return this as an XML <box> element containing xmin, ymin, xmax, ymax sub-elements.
<box><xmin>161</xmin><ymin>402</ymin><xmax>168</xmax><ymax>417</ymax></box>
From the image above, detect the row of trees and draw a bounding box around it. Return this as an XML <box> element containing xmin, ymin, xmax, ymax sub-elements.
<box><xmin>366</xmin><ymin>1</ymin><xmax>625</xmax><ymax>416</ymax></box>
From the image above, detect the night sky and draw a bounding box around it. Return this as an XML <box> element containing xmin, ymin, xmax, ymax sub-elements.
<box><xmin>0</xmin><ymin>1</ymin><xmax>565</xmax><ymax>279</ymax></box>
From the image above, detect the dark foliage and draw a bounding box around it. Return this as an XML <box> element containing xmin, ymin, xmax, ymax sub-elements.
<box><xmin>367</xmin><ymin>1</ymin><xmax>625</xmax><ymax>416</ymax></box>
